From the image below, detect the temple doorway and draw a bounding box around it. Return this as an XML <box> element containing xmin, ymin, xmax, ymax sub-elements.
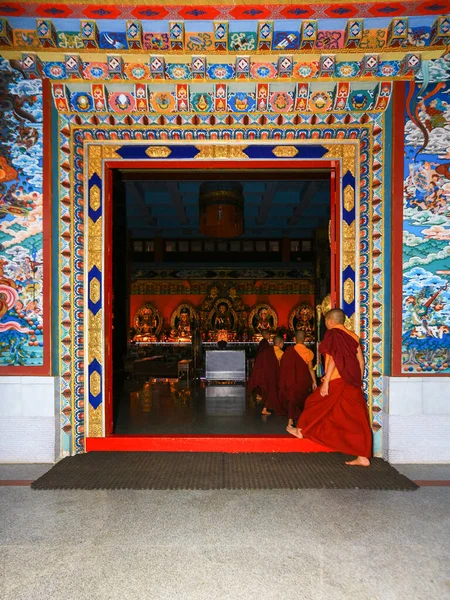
<box><xmin>110</xmin><ymin>168</ymin><xmax>333</xmax><ymax>435</ymax></box>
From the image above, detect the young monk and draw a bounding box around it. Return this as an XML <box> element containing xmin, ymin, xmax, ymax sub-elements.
<box><xmin>248</xmin><ymin>335</ymin><xmax>284</xmax><ymax>416</ymax></box>
<box><xmin>286</xmin><ymin>308</ymin><xmax>372</xmax><ymax>467</ymax></box>
<box><xmin>272</xmin><ymin>335</ymin><xmax>284</xmax><ymax>363</ymax></box>
<box><xmin>279</xmin><ymin>330</ymin><xmax>317</xmax><ymax>426</ymax></box>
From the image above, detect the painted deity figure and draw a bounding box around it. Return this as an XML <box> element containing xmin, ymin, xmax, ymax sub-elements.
<box><xmin>202</xmin><ymin>285</ymin><xmax>219</xmax><ymax>311</ymax></box>
<box><xmin>214</xmin><ymin>302</ymin><xmax>233</xmax><ymax>331</ymax></box>
<box><xmin>420</xmin><ymin>98</ymin><xmax>447</xmax><ymax>131</ymax></box>
<box><xmin>229</xmin><ymin>286</ymin><xmax>244</xmax><ymax>311</ymax></box>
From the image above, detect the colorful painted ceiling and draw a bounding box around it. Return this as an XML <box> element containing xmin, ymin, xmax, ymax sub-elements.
<box><xmin>0</xmin><ymin>2</ymin><xmax>448</xmax><ymax>114</ymax></box>
<box><xmin>1</xmin><ymin>11</ymin><xmax>449</xmax><ymax>55</ymax></box>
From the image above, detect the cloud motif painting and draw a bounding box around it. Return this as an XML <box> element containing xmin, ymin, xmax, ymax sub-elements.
<box><xmin>0</xmin><ymin>58</ymin><xmax>44</xmax><ymax>367</ymax></box>
<box><xmin>403</xmin><ymin>81</ymin><xmax>450</xmax><ymax>373</ymax></box>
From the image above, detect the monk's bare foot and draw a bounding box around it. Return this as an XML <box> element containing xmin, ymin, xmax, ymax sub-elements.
<box><xmin>286</xmin><ymin>425</ymin><xmax>303</xmax><ymax>439</ymax></box>
<box><xmin>256</xmin><ymin>394</ymin><xmax>263</xmax><ymax>402</ymax></box>
<box><xmin>345</xmin><ymin>456</ymin><xmax>370</xmax><ymax>467</ymax></box>
<box><xmin>261</xmin><ymin>408</ymin><xmax>271</xmax><ymax>415</ymax></box>
<box><xmin>287</xmin><ymin>419</ymin><xmax>294</xmax><ymax>427</ymax></box>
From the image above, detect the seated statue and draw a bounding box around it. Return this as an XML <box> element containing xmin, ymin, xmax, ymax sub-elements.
<box><xmin>170</xmin><ymin>307</ymin><xmax>192</xmax><ymax>340</ymax></box>
<box><xmin>249</xmin><ymin>304</ymin><xmax>278</xmax><ymax>340</ymax></box>
<box><xmin>289</xmin><ymin>302</ymin><xmax>315</xmax><ymax>342</ymax></box>
<box><xmin>136</xmin><ymin>311</ymin><xmax>157</xmax><ymax>335</ymax></box>
<box><xmin>255</xmin><ymin>307</ymin><xmax>273</xmax><ymax>334</ymax></box>
<box><xmin>213</xmin><ymin>302</ymin><xmax>233</xmax><ymax>331</ymax></box>
<box><xmin>133</xmin><ymin>303</ymin><xmax>161</xmax><ymax>342</ymax></box>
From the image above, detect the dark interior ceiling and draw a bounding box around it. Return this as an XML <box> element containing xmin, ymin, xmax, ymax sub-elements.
<box><xmin>123</xmin><ymin>177</ymin><xmax>330</xmax><ymax>240</ymax></box>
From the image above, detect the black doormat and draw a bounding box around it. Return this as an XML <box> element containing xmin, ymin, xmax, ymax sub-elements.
<box><xmin>31</xmin><ymin>452</ymin><xmax>418</xmax><ymax>491</ymax></box>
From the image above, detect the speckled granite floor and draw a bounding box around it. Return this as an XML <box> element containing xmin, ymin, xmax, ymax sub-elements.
<box><xmin>0</xmin><ymin>466</ymin><xmax>449</xmax><ymax>600</ymax></box>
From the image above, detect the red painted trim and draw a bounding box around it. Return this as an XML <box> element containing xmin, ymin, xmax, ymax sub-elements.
<box><xmin>329</xmin><ymin>161</ymin><xmax>341</xmax><ymax>308</ymax></box>
<box><xmin>335</xmin><ymin>161</ymin><xmax>341</xmax><ymax>307</ymax></box>
<box><xmin>41</xmin><ymin>77</ymin><xmax>52</xmax><ymax>374</ymax></box>
<box><xmin>113</xmin><ymin>159</ymin><xmax>334</xmax><ymax>171</ymax></box>
<box><xmin>2</xmin><ymin>79</ymin><xmax>52</xmax><ymax>375</ymax></box>
<box><xmin>6</xmin><ymin>2</ymin><xmax>447</xmax><ymax>21</ymax></box>
<box><xmin>330</xmin><ymin>171</ymin><xmax>336</xmax><ymax>308</ymax></box>
<box><xmin>86</xmin><ymin>435</ymin><xmax>333</xmax><ymax>453</ymax></box>
<box><xmin>391</xmin><ymin>82</ymin><xmax>406</xmax><ymax>376</ymax></box>
<box><xmin>104</xmin><ymin>164</ymin><xmax>114</xmax><ymax>435</ymax></box>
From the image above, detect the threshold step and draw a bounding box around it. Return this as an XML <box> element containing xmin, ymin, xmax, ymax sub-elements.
<box><xmin>86</xmin><ymin>435</ymin><xmax>333</xmax><ymax>453</ymax></box>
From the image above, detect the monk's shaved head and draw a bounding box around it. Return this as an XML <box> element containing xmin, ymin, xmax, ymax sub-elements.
<box><xmin>273</xmin><ymin>335</ymin><xmax>284</xmax><ymax>346</ymax></box>
<box><xmin>295</xmin><ymin>329</ymin><xmax>306</xmax><ymax>343</ymax></box>
<box><xmin>262</xmin><ymin>330</ymin><xmax>271</xmax><ymax>339</ymax></box>
<box><xmin>325</xmin><ymin>308</ymin><xmax>346</xmax><ymax>324</ymax></box>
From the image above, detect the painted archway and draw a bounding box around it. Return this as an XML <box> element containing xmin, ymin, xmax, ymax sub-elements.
<box><xmin>55</xmin><ymin>116</ymin><xmax>385</xmax><ymax>455</ymax></box>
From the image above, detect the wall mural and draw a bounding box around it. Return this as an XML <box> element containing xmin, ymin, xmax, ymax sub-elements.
<box><xmin>403</xmin><ymin>80</ymin><xmax>450</xmax><ymax>373</ymax></box>
<box><xmin>0</xmin><ymin>58</ymin><xmax>44</xmax><ymax>367</ymax></box>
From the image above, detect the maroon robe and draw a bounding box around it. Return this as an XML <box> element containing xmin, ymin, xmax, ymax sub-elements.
<box><xmin>256</xmin><ymin>338</ymin><xmax>271</xmax><ymax>356</ymax></box>
<box><xmin>297</xmin><ymin>328</ymin><xmax>372</xmax><ymax>457</ymax></box>
<box><xmin>248</xmin><ymin>346</ymin><xmax>280</xmax><ymax>411</ymax></box>
<box><xmin>320</xmin><ymin>328</ymin><xmax>362</xmax><ymax>388</ymax></box>
<box><xmin>279</xmin><ymin>346</ymin><xmax>312</xmax><ymax>420</ymax></box>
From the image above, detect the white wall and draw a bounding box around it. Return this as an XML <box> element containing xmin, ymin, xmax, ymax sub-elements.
<box><xmin>383</xmin><ymin>376</ymin><xmax>450</xmax><ymax>463</ymax></box>
<box><xmin>0</xmin><ymin>376</ymin><xmax>59</xmax><ymax>463</ymax></box>
<box><xmin>1</xmin><ymin>374</ymin><xmax>448</xmax><ymax>464</ymax></box>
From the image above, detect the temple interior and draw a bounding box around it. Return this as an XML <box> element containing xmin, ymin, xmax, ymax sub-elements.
<box><xmin>112</xmin><ymin>169</ymin><xmax>331</xmax><ymax>434</ymax></box>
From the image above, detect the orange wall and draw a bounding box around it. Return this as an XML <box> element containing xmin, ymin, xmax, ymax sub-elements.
<box><xmin>130</xmin><ymin>293</ymin><xmax>314</xmax><ymax>328</ymax></box>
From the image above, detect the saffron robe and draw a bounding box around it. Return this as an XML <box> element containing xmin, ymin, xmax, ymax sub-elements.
<box><xmin>297</xmin><ymin>327</ymin><xmax>372</xmax><ymax>457</ymax></box>
<box><xmin>279</xmin><ymin>345</ymin><xmax>312</xmax><ymax>420</ymax></box>
<box><xmin>248</xmin><ymin>346</ymin><xmax>281</xmax><ymax>411</ymax></box>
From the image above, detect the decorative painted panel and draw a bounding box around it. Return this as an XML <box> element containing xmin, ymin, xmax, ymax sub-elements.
<box><xmin>402</xmin><ymin>81</ymin><xmax>450</xmax><ymax>374</ymax></box>
<box><xmin>0</xmin><ymin>58</ymin><xmax>45</xmax><ymax>368</ymax></box>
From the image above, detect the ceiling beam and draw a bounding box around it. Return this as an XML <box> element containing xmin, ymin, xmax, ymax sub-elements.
<box><xmin>129</xmin><ymin>227</ymin><xmax>316</xmax><ymax>237</ymax></box>
<box><xmin>255</xmin><ymin>181</ymin><xmax>278</xmax><ymax>226</ymax></box>
<box><xmin>165</xmin><ymin>181</ymin><xmax>189</xmax><ymax>225</ymax></box>
<box><xmin>120</xmin><ymin>171</ymin><xmax>330</xmax><ymax>182</ymax></box>
<box><xmin>288</xmin><ymin>182</ymin><xmax>321</xmax><ymax>227</ymax></box>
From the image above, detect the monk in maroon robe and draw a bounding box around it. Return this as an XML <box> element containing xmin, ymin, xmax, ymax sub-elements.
<box><xmin>286</xmin><ymin>308</ymin><xmax>372</xmax><ymax>467</ymax></box>
<box><xmin>251</xmin><ymin>330</ymin><xmax>272</xmax><ymax>402</ymax></box>
<box><xmin>256</xmin><ymin>330</ymin><xmax>272</xmax><ymax>355</ymax></box>
<box><xmin>279</xmin><ymin>330</ymin><xmax>317</xmax><ymax>425</ymax></box>
<box><xmin>248</xmin><ymin>335</ymin><xmax>284</xmax><ymax>415</ymax></box>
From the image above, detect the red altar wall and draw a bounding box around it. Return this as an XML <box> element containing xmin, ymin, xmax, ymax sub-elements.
<box><xmin>130</xmin><ymin>294</ymin><xmax>315</xmax><ymax>329</ymax></box>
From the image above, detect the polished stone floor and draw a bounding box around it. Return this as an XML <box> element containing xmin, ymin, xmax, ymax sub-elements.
<box><xmin>115</xmin><ymin>380</ymin><xmax>288</xmax><ymax>435</ymax></box>
<box><xmin>1</xmin><ymin>464</ymin><xmax>449</xmax><ymax>600</ymax></box>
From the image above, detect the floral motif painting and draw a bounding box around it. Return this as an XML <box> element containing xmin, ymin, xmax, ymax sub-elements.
<box><xmin>0</xmin><ymin>59</ymin><xmax>44</xmax><ymax>367</ymax></box>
